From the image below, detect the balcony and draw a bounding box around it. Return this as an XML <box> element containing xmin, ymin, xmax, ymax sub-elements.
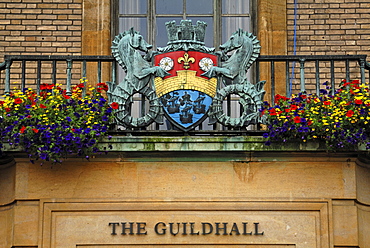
<box><xmin>0</xmin><ymin>54</ymin><xmax>369</xmax><ymax>156</ymax></box>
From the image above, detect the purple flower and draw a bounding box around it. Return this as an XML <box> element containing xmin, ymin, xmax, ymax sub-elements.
<box><xmin>40</xmin><ymin>153</ymin><xmax>48</xmax><ymax>160</ymax></box>
<box><xmin>88</xmin><ymin>139</ymin><xmax>96</xmax><ymax>146</ymax></box>
<box><xmin>102</xmin><ymin>115</ymin><xmax>108</xmax><ymax>122</ymax></box>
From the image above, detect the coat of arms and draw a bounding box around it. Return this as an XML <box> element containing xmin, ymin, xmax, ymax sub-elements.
<box><xmin>108</xmin><ymin>20</ymin><xmax>266</xmax><ymax>131</ymax></box>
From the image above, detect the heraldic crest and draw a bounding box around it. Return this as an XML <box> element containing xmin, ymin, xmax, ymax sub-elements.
<box><xmin>108</xmin><ymin>20</ymin><xmax>266</xmax><ymax>131</ymax></box>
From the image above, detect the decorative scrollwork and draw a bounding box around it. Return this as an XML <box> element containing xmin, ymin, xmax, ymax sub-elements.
<box><xmin>209</xmin><ymin>81</ymin><xmax>266</xmax><ymax>127</ymax></box>
<box><xmin>114</xmin><ymin>86</ymin><xmax>162</xmax><ymax>128</ymax></box>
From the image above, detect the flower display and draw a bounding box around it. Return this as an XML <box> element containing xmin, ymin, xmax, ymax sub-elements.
<box><xmin>261</xmin><ymin>80</ymin><xmax>370</xmax><ymax>150</ymax></box>
<box><xmin>0</xmin><ymin>80</ymin><xmax>116</xmax><ymax>163</ymax></box>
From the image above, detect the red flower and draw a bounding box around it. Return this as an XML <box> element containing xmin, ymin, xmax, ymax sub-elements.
<box><xmin>97</xmin><ymin>82</ymin><xmax>109</xmax><ymax>93</ymax></box>
<box><xmin>40</xmin><ymin>83</ymin><xmax>54</xmax><ymax>90</ymax></box>
<box><xmin>354</xmin><ymin>99</ymin><xmax>363</xmax><ymax>105</ymax></box>
<box><xmin>20</xmin><ymin>126</ymin><xmax>26</xmax><ymax>134</ymax></box>
<box><xmin>290</xmin><ymin>104</ymin><xmax>298</xmax><ymax>110</ymax></box>
<box><xmin>5</xmin><ymin>108</ymin><xmax>11</xmax><ymax>112</ymax></box>
<box><xmin>268</xmin><ymin>108</ymin><xmax>277</xmax><ymax>116</ymax></box>
<box><xmin>293</xmin><ymin>116</ymin><xmax>301</xmax><ymax>123</ymax></box>
<box><xmin>39</xmin><ymin>104</ymin><xmax>47</xmax><ymax>109</ymax></box>
<box><xmin>75</xmin><ymin>83</ymin><xmax>85</xmax><ymax>88</ymax></box>
<box><xmin>346</xmin><ymin>110</ymin><xmax>354</xmax><ymax>117</ymax></box>
<box><xmin>14</xmin><ymin>98</ymin><xmax>22</xmax><ymax>104</ymax></box>
<box><xmin>32</xmin><ymin>128</ymin><xmax>39</xmax><ymax>133</ymax></box>
<box><xmin>62</xmin><ymin>90</ymin><xmax>71</xmax><ymax>99</ymax></box>
<box><xmin>111</xmin><ymin>102</ymin><xmax>119</xmax><ymax>109</ymax></box>
<box><xmin>323</xmin><ymin>101</ymin><xmax>331</xmax><ymax>105</ymax></box>
<box><xmin>274</xmin><ymin>94</ymin><xmax>289</xmax><ymax>104</ymax></box>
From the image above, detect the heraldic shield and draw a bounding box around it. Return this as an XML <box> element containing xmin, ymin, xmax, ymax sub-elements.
<box><xmin>108</xmin><ymin>20</ymin><xmax>266</xmax><ymax>130</ymax></box>
<box><xmin>154</xmin><ymin>51</ymin><xmax>218</xmax><ymax>131</ymax></box>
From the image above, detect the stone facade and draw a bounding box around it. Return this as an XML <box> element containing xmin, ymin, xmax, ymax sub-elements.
<box><xmin>1</xmin><ymin>1</ymin><xmax>370</xmax><ymax>247</ymax></box>
<box><xmin>1</xmin><ymin>138</ymin><xmax>370</xmax><ymax>247</ymax></box>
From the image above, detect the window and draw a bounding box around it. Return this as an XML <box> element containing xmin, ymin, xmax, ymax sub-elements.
<box><xmin>116</xmin><ymin>0</ymin><xmax>251</xmax><ymax>49</ymax></box>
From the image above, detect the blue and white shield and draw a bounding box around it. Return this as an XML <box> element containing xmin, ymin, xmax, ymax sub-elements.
<box><xmin>154</xmin><ymin>51</ymin><xmax>218</xmax><ymax>131</ymax></box>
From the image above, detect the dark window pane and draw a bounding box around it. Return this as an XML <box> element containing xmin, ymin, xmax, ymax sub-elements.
<box><xmin>119</xmin><ymin>17</ymin><xmax>148</xmax><ymax>41</ymax></box>
<box><xmin>186</xmin><ymin>0</ymin><xmax>213</xmax><ymax>14</ymax></box>
<box><xmin>191</xmin><ymin>17</ymin><xmax>213</xmax><ymax>47</ymax></box>
<box><xmin>156</xmin><ymin>17</ymin><xmax>183</xmax><ymax>47</ymax></box>
<box><xmin>156</xmin><ymin>17</ymin><xmax>213</xmax><ymax>48</ymax></box>
<box><xmin>156</xmin><ymin>0</ymin><xmax>183</xmax><ymax>14</ymax></box>
<box><xmin>222</xmin><ymin>17</ymin><xmax>250</xmax><ymax>43</ymax></box>
<box><xmin>222</xmin><ymin>0</ymin><xmax>249</xmax><ymax>14</ymax></box>
<box><xmin>119</xmin><ymin>0</ymin><xmax>147</xmax><ymax>14</ymax></box>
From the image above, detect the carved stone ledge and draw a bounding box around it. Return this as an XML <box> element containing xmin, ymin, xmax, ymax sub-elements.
<box><xmin>0</xmin><ymin>154</ymin><xmax>15</xmax><ymax>170</ymax></box>
<box><xmin>356</xmin><ymin>153</ymin><xmax>370</xmax><ymax>169</ymax></box>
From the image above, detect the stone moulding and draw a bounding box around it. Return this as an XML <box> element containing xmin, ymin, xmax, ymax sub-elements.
<box><xmin>98</xmin><ymin>136</ymin><xmax>369</xmax><ymax>153</ymax></box>
<box><xmin>2</xmin><ymin>136</ymin><xmax>368</xmax><ymax>154</ymax></box>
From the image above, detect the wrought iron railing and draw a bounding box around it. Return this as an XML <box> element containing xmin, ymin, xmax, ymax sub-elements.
<box><xmin>1</xmin><ymin>54</ymin><xmax>369</xmax><ymax>134</ymax></box>
<box><xmin>257</xmin><ymin>54</ymin><xmax>370</xmax><ymax>102</ymax></box>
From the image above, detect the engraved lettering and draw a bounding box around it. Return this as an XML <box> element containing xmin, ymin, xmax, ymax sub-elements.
<box><xmin>230</xmin><ymin>222</ymin><xmax>241</xmax><ymax>235</ymax></box>
<box><xmin>121</xmin><ymin>222</ymin><xmax>135</xmax><ymax>235</ymax></box>
<box><xmin>169</xmin><ymin>222</ymin><xmax>180</xmax><ymax>236</ymax></box>
<box><xmin>154</xmin><ymin>222</ymin><xmax>166</xmax><ymax>235</ymax></box>
<box><xmin>190</xmin><ymin>222</ymin><xmax>200</xmax><ymax>235</ymax></box>
<box><xmin>202</xmin><ymin>222</ymin><xmax>213</xmax><ymax>235</ymax></box>
<box><xmin>109</xmin><ymin>222</ymin><xmax>120</xmax><ymax>235</ymax></box>
<box><xmin>254</xmin><ymin>222</ymin><xmax>264</xmax><ymax>235</ymax></box>
<box><xmin>137</xmin><ymin>222</ymin><xmax>147</xmax><ymax>235</ymax></box>
<box><xmin>182</xmin><ymin>222</ymin><xmax>188</xmax><ymax>235</ymax></box>
<box><xmin>215</xmin><ymin>222</ymin><xmax>228</xmax><ymax>235</ymax></box>
<box><xmin>242</xmin><ymin>222</ymin><xmax>252</xmax><ymax>235</ymax></box>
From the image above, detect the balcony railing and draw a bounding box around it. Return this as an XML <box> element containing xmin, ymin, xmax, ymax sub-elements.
<box><xmin>1</xmin><ymin>54</ymin><xmax>369</xmax><ymax>135</ymax></box>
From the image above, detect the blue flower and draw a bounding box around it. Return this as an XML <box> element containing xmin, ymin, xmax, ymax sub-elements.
<box><xmin>40</xmin><ymin>153</ymin><xmax>48</xmax><ymax>160</ymax></box>
<box><xmin>88</xmin><ymin>139</ymin><xmax>96</xmax><ymax>146</ymax></box>
<box><xmin>102</xmin><ymin>115</ymin><xmax>108</xmax><ymax>122</ymax></box>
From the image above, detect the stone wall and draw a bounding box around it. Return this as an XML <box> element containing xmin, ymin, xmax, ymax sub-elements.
<box><xmin>1</xmin><ymin>147</ymin><xmax>370</xmax><ymax>247</ymax></box>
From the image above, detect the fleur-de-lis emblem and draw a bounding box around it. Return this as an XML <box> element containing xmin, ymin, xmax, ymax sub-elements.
<box><xmin>178</xmin><ymin>52</ymin><xmax>195</xmax><ymax>69</ymax></box>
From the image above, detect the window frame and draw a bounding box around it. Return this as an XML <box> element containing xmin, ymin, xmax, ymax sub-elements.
<box><xmin>112</xmin><ymin>0</ymin><xmax>254</xmax><ymax>49</ymax></box>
